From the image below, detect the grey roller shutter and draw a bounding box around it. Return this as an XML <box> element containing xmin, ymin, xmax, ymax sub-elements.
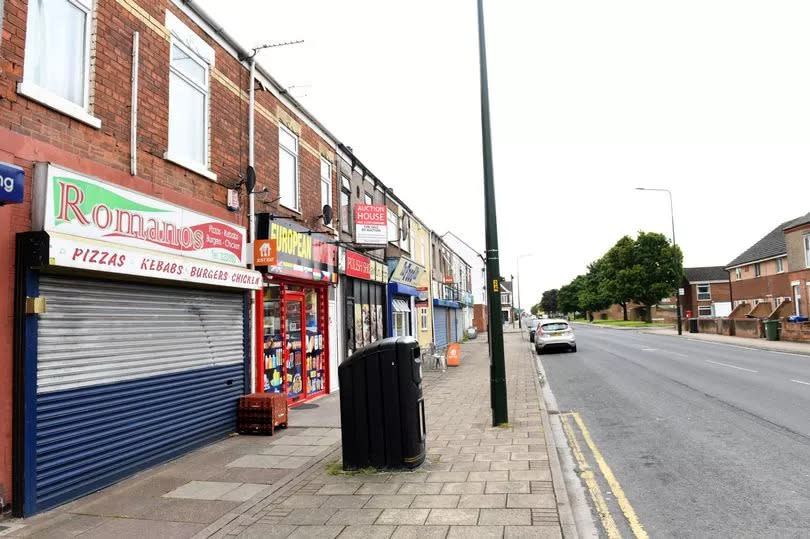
<box><xmin>31</xmin><ymin>275</ymin><xmax>246</xmax><ymax>514</ymax></box>
<box><xmin>434</xmin><ymin>307</ymin><xmax>448</xmax><ymax>348</ymax></box>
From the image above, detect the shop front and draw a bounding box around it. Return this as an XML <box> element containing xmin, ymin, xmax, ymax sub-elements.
<box><xmin>255</xmin><ymin>215</ymin><xmax>337</xmax><ymax>406</ymax></box>
<box><xmin>433</xmin><ymin>298</ymin><xmax>461</xmax><ymax>348</ymax></box>
<box><xmin>15</xmin><ymin>164</ymin><xmax>261</xmax><ymax>516</ymax></box>
<box><xmin>387</xmin><ymin>257</ymin><xmax>425</xmax><ymax>338</ymax></box>
<box><xmin>339</xmin><ymin>248</ymin><xmax>388</xmax><ymax>359</ymax></box>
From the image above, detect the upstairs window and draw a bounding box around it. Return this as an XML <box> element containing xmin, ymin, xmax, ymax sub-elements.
<box><xmin>776</xmin><ymin>258</ymin><xmax>784</xmax><ymax>273</ymax></box>
<box><xmin>735</xmin><ymin>268</ymin><xmax>741</xmax><ymax>280</ymax></box>
<box><xmin>21</xmin><ymin>0</ymin><xmax>99</xmax><ymax>127</ymax></box>
<box><xmin>320</xmin><ymin>159</ymin><xmax>332</xmax><ymax>223</ymax></box>
<box><xmin>804</xmin><ymin>235</ymin><xmax>810</xmax><ymax>268</ymax></box>
<box><xmin>168</xmin><ymin>40</ymin><xmax>209</xmax><ymax>169</ymax></box>
<box><xmin>697</xmin><ymin>284</ymin><xmax>711</xmax><ymax>301</ymax></box>
<box><xmin>387</xmin><ymin>209</ymin><xmax>398</xmax><ymax>243</ymax></box>
<box><xmin>340</xmin><ymin>176</ymin><xmax>351</xmax><ymax>233</ymax></box>
<box><xmin>279</xmin><ymin>126</ymin><xmax>299</xmax><ymax>210</ymax></box>
<box><xmin>754</xmin><ymin>263</ymin><xmax>761</xmax><ymax>278</ymax></box>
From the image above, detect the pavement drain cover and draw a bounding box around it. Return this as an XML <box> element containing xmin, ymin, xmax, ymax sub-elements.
<box><xmin>294</xmin><ymin>403</ymin><xmax>319</xmax><ymax>409</ymax></box>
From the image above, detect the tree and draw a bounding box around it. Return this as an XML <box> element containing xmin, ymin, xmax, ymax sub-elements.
<box><xmin>629</xmin><ymin>231</ymin><xmax>683</xmax><ymax>321</ymax></box>
<box><xmin>578</xmin><ymin>259</ymin><xmax>612</xmax><ymax>320</ymax></box>
<box><xmin>530</xmin><ymin>302</ymin><xmax>543</xmax><ymax>316</ymax></box>
<box><xmin>600</xmin><ymin>235</ymin><xmax>637</xmax><ymax>321</ymax></box>
<box><xmin>558</xmin><ymin>275</ymin><xmax>585</xmax><ymax>316</ymax></box>
<box><xmin>540</xmin><ymin>289</ymin><xmax>559</xmax><ymax>315</ymax></box>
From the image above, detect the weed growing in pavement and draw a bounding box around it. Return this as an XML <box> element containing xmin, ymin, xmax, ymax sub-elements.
<box><xmin>325</xmin><ymin>459</ymin><xmax>379</xmax><ymax>476</ymax></box>
<box><xmin>496</xmin><ymin>422</ymin><xmax>514</xmax><ymax>429</ymax></box>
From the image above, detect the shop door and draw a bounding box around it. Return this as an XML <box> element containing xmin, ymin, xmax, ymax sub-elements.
<box><xmin>450</xmin><ymin>310</ymin><xmax>458</xmax><ymax>342</ymax></box>
<box><xmin>283</xmin><ymin>293</ymin><xmax>306</xmax><ymax>402</ymax></box>
<box><xmin>434</xmin><ymin>307</ymin><xmax>448</xmax><ymax>348</ymax></box>
<box><xmin>329</xmin><ymin>292</ymin><xmax>339</xmax><ymax>392</ymax></box>
<box><xmin>28</xmin><ymin>275</ymin><xmax>247</xmax><ymax>515</ymax></box>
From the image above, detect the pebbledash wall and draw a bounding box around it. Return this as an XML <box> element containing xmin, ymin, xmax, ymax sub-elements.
<box><xmin>0</xmin><ymin>0</ymin><xmax>338</xmax><ymax>511</ymax></box>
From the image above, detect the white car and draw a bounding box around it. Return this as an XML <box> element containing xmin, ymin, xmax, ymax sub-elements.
<box><xmin>535</xmin><ymin>319</ymin><xmax>576</xmax><ymax>354</ymax></box>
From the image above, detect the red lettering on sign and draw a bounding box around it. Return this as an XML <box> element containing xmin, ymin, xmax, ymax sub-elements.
<box><xmin>57</xmin><ymin>182</ymin><xmax>90</xmax><ymax>224</ymax></box>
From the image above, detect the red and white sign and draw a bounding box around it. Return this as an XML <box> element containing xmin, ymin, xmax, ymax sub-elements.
<box><xmin>34</xmin><ymin>164</ymin><xmax>247</xmax><ymax>266</ymax></box>
<box><xmin>345</xmin><ymin>250</ymin><xmax>372</xmax><ymax>280</ymax></box>
<box><xmin>353</xmin><ymin>204</ymin><xmax>387</xmax><ymax>245</ymax></box>
<box><xmin>48</xmin><ymin>233</ymin><xmax>262</xmax><ymax>290</ymax></box>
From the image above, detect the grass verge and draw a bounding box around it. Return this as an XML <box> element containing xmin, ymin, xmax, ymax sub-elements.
<box><xmin>590</xmin><ymin>320</ymin><xmax>672</xmax><ymax>328</ymax></box>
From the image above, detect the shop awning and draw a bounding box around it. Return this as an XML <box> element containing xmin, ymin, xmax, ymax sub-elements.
<box><xmin>392</xmin><ymin>299</ymin><xmax>411</xmax><ymax>312</ymax></box>
<box><xmin>433</xmin><ymin>298</ymin><xmax>461</xmax><ymax>309</ymax></box>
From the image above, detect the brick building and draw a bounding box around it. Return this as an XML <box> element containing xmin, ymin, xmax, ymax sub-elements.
<box><xmin>681</xmin><ymin>266</ymin><xmax>732</xmax><ymax>318</ymax></box>
<box><xmin>0</xmin><ymin>0</ymin><xmax>344</xmax><ymax>515</ymax></box>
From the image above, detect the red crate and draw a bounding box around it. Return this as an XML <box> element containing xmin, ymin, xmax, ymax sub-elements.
<box><xmin>237</xmin><ymin>392</ymin><xmax>288</xmax><ymax>435</ymax></box>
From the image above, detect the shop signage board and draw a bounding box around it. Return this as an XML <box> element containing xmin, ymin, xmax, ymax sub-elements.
<box><xmin>262</xmin><ymin>217</ymin><xmax>337</xmax><ymax>282</ymax></box>
<box><xmin>0</xmin><ymin>161</ymin><xmax>24</xmax><ymax>205</ymax></box>
<box><xmin>390</xmin><ymin>257</ymin><xmax>424</xmax><ymax>287</ymax></box>
<box><xmin>353</xmin><ymin>204</ymin><xmax>387</xmax><ymax>245</ymax></box>
<box><xmin>33</xmin><ymin>164</ymin><xmax>247</xmax><ymax>266</ymax></box>
<box><xmin>254</xmin><ymin>239</ymin><xmax>278</xmax><ymax>266</ymax></box>
<box><xmin>48</xmin><ymin>233</ymin><xmax>262</xmax><ymax>289</ymax></box>
<box><xmin>346</xmin><ymin>250</ymin><xmax>372</xmax><ymax>280</ymax></box>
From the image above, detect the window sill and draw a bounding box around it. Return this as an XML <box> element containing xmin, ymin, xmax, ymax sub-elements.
<box><xmin>164</xmin><ymin>152</ymin><xmax>217</xmax><ymax>181</ymax></box>
<box><xmin>17</xmin><ymin>81</ymin><xmax>101</xmax><ymax>129</ymax></box>
<box><xmin>279</xmin><ymin>202</ymin><xmax>301</xmax><ymax>214</ymax></box>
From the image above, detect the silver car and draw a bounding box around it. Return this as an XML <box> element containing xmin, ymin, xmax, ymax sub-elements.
<box><xmin>534</xmin><ymin>319</ymin><xmax>576</xmax><ymax>354</ymax></box>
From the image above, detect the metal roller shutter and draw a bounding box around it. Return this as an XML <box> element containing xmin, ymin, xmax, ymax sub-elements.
<box><xmin>32</xmin><ymin>275</ymin><xmax>246</xmax><ymax>513</ymax></box>
<box><xmin>450</xmin><ymin>310</ymin><xmax>458</xmax><ymax>342</ymax></box>
<box><xmin>434</xmin><ymin>307</ymin><xmax>448</xmax><ymax>348</ymax></box>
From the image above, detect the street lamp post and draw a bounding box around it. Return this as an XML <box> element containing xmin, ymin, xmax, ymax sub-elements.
<box><xmin>636</xmin><ymin>187</ymin><xmax>683</xmax><ymax>336</ymax></box>
<box><xmin>477</xmin><ymin>0</ymin><xmax>508</xmax><ymax>426</ymax></box>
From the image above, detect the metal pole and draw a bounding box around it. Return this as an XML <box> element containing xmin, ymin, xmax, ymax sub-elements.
<box><xmin>668</xmin><ymin>190</ymin><xmax>683</xmax><ymax>335</ymax></box>
<box><xmin>477</xmin><ymin>0</ymin><xmax>508</xmax><ymax>426</ymax></box>
<box><xmin>516</xmin><ymin>257</ymin><xmax>521</xmax><ymax>329</ymax></box>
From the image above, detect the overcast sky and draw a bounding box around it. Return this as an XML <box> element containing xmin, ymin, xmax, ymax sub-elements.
<box><xmin>199</xmin><ymin>0</ymin><xmax>810</xmax><ymax>308</ymax></box>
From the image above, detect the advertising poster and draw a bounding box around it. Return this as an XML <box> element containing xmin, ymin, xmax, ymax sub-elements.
<box><xmin>354</xmin><ymin>204</ymin><xmax>387</xmax><ymax>245</ymax></box>
<box><xmin>355</xmin><ymin>303</ymin><xmax>364</xmax><ymax>348</ymax></box>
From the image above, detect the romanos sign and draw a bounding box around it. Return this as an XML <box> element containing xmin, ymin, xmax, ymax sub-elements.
<box><xmin>33</xmin><ymin>164</ymin><xmax>247</xmax><ymax>266</ymax></box>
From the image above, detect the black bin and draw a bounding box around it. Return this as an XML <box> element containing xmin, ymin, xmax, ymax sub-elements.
<box><xmin>689</xmin><ymin>319</ymin><xmax>699</xmax><ymax>333</ymax></box>
<box><xmin>338</xmin><ymin>337</ymin><xmax>426</xmax><ymax>470</ymax></box>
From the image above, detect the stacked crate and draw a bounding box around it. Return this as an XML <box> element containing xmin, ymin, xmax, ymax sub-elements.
<box><xmin>237</xmin><ymin>393</ymin><xmax>288</xmax><ymax>435</ymax></box>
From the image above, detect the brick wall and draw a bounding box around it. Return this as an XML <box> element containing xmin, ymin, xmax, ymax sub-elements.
<box><xmin>730</xmin><ymin>272</ymin><xmax>792</xmax><ymax>304</ymax></box>
<box><xmin>0</xmin><ymin>0</ymin><xmax>339</xmax><ymax>506</ymax></box>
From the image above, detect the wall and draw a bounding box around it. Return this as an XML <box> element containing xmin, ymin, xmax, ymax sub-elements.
<box><xmin>734</xmin><ymin>319</ymin><xmax>762</xmax><ymax>338</ymax></box>
<box><xmin>730</xmin><ymin>272</ymin><xmax>792</xmax><ymax>304</ymax></box>
<box><xmin>413</xmin><ymin>222</ymin><xmax>432</xmax><ymax>349</ymax></box>
<box><xmin>785</xmin><ymin>225</ymin><xmax>810</xmax><ymax>272</ymax></box>
<box><xmin>0</xmin><ymin>0</ymin><xmax>340</xmax><ymax>507</ymax></box>
<box><xmin>780</xmin><ymin>321</ymin><xmax>810</xmax><ymax>342</ymax></box>
<box><xmin>473</xmin><ymin>304</ymin><xmax>488</xmax><ymax>332</ymax></box>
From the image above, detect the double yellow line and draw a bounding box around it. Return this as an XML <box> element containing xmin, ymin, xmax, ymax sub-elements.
<box><xmin>560</xmin><ymin>412</ymin><xmax>648</xmax><ymax>539</ymax></box>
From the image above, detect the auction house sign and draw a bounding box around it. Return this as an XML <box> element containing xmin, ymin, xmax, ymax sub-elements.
<box><xmin>33</xmin><ymin>164</ymin><xmax>246</xmax><ymax>266</ymax></box>
<box><xmin>354</xmin><ymin>204</ymin><xmax>387</xmax><ymax>245</ymax></box>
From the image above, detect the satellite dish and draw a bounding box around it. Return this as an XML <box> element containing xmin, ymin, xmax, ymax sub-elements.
<box><xmin>244</xmin><ymin>166</ymin><xmax>256</xmax><ymax>194</ymax></box>
<box><xmin>322</xmin><ymin>204</ymin><xmax>333</xmax><ymax>226</ymax></box>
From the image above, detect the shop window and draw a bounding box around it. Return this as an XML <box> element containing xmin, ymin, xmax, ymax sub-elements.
<box><xmin>279</xmin><ymin>126</ymin><xmax>299</xmax><ymax>211</ymax></box>
<box><xmin>420</xmin><ymin>308</ymin><xmax>429</xmax><ymax>331</ymax></box>
<box><xmin>394</xmin><ymin>312</ymin><xmax>408</xmax><ymax>337</ymax></box>
<box><xmin>20</xmin><ymin>0</ymin><xmax>100</xmax><ymax>127</ymax></box>
<box><xmin>697</xmin><ymin>284</ymin><xmax>711</xmax><ymax>301</ymax></box>
<box><xmin>698</xmin><ymin>306</ymin><xmax>712</xmax><ymax>317</ymax></box>
<box><xmin>321</xmin><ymin>159</ymin><xmax>332</xmax><ymax>223</ymax></box>
<box><xmin>340</xmin><ymin>176</ymin><xmax>351</xmax><ymax>233</ymax></box>
<box><xmin>263</xmin><ymin>285</ymin><xmax>283</xmax><ymax>392</ymax></box>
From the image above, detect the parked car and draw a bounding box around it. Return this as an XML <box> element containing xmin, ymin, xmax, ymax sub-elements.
<box><xmin>526</xmin><ymin>317</ymin><xmax>540</xmax><ymax>342</ymax></box>
<box><xmin>535</xmin><ymin>319</ymin><xmax>576</xmax><ymax>354</ymax></box>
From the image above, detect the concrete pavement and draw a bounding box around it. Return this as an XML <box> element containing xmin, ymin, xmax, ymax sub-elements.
<box><xmin>541</xmin><ymin>324</ymin><xmax>810</xmax><ymax>537</ymax></box>
<box><xmin>3</xmin><ymin>333</ymin><xmax>573</xmax><ymax>539</ymax></box>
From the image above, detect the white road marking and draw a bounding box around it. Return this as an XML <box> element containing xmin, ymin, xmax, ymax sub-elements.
<box><xmin>705</xmin><ymin>360</ymin><xmax>758</xmax><ymax>373</ymax></box>
<box><xmin>640</xmin><ymin>348</ymin><xmax>657</xmax><ymax>352</ymax></box>
<box><xmin>790</xmin><ymin>379</ymin><xmax>810</xmax><ymax>386</ymax></box>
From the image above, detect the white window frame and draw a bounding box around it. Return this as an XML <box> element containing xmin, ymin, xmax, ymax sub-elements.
<box><xmin>165</xmin><ymin>36</ymin><xmax>213</xmax><ymax>179</ymax></box>
<box><xmin>393</xmin><ymin>311</ymin><xmax>408</xmax><ymax>337</ymax></box>
<box><xmin>387</xmin><ymin>208</ymin><xmax>398</xmax><ymax>243</ymax></box>
<box><xmin>697</xmin><ymin>284</ymin><xmax>711</xmax><ymax>301</ymax></box>
<box><xmin>340</xmin><ymin>176</ymin><xmax>351</xmax><ymax>233</ymax></box>
<box><xmin>804</xmin><ymin>235</ymin><xmax>810</xmax><ymax>269</ymax></box>
<box><xmin>754</xmin><ymin>263</ymin><xmax>761</xmax><ymax>278</ymax></box>
<box><xmin>420</xmin><ymin>307</ymin><xmax>429</xmax><ymax>331</ymax></box>
<box><xmin>364</xmin><ymin>192</ymin><xmax>373</xmax><ymax>205</ymax></box>
<box><xmin>735</xmin><ymin>267</ymin><xmax>742</xmax><ymax>280</ymax></box>
<box><xmin>19</xmin><ymin>0</ymin><xmax>100</xmax><ymax>128</ymax></box>
<box><xmin>776</xmin><ymin>258</ymin><xmax>784</xmax><ymax>273</ymax></box>
<box><xmin>320</xmin><ymin>158</ymin><xmax>332</xmax><ymax>226</ymax></box>
<box><xmin>278</xmin><ymin>125</ymin><xmax>300</xmax><ymax>212</ymax></box>
<box><xmin>697</xmin><ymin>306</ymin><xmax>712</xmax><ymax>317</ymax></box>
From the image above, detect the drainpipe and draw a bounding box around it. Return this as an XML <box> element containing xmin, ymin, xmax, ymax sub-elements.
<box><xmin>130</xmin><ymin>32</ymin><xmax>139</xmax><ymax>176</ymax></box>
<box><xmin>248</xmin><ymin>57</ymin><xmax>257</xmax><ymax>393</ymax></box>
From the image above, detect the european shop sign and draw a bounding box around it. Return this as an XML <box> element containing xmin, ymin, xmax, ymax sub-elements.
<box><xmin>33</xmin><ymin>164</ymin><xmax>247</xmax><ymax>266</ymax></box>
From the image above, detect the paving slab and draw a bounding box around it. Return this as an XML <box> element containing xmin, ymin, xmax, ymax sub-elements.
<box><xmin>375</xmin><ymin>508</ymin><xmax>431</xmax><ymax>526</ymax></box>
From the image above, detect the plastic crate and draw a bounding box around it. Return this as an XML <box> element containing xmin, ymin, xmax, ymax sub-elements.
<box><xmin>237</xmin><ymin>392</ymin><xmax>288</xmax><ymax>435</ymax></box>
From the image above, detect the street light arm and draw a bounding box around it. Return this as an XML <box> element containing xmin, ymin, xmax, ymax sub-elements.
<box><xmin>441</xmin><ymin>230</ymin><xmax>486</xmax><ymax>263</ymax></box>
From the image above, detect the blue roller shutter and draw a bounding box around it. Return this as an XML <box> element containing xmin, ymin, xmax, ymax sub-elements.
<box><xmin>449</xmin><ymin>309</ymin><xmax>458</xmax><ymax>342</ymax></box>
<box><xmin>30</xmin><ymin>275</ymin><xmax>246</xmax><ymax>514</ymax></box>
<box><xmin>433</xmin><ymin>307</ymin><xmax>448</xmax><ymax>348</ymax></box>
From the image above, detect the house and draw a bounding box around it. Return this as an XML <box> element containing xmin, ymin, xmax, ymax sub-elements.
<box><xmin>782</xmin><ymin>215</ymin><xmax>810</xmax><ymax>317</ymax></box>
<box><xmin>682</xmin><ymin>267</ymin><xmax>732</xmax><ymax>318</ymax></box>
<box><xmin>500</xmin><ymin>280</ymin><xmax>514</xmax><ymax>324</ymax></box>
<box><xmin>725</xmin><ymin>215</ymin><xmax>810</xmax><ymax>312</ymax></box>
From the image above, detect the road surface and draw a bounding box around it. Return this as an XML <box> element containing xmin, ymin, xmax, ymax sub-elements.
<box><xmin>538</xmin><ymin>324</ymin><xmax>810</xmax><ymax>538</ymax></box>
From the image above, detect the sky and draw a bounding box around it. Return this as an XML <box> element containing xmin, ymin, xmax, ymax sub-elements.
<box><xmin>198</xmin><ymin>0</ymin><xmax>810</xmax><ymax>309</ymax></box>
